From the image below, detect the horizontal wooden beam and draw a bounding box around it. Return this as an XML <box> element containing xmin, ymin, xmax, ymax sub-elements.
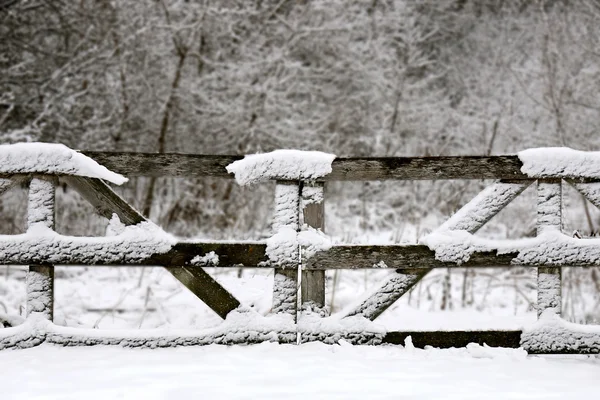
<box><xmin>1</xmin><ymin>242</ymin><xmax>599</xmax><ymax>268</ymax></box>
<box><xmin>81</xmin><ymin>152</ymin><xmax>533</xmax><ymax>181</ymax></box>
<box><xmin>382</xmin><ymin>330</ymin><xmax>522</xmax><ymax>349</ymax></box>
<box><xmin>304</xmin><ymin>246</ymin><xmax>521</xmax><ymax>269</ymax></box>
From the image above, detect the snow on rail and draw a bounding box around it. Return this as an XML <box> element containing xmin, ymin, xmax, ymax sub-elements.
<box><xmin>521</xmin><ymin>311</ymin><xmax>600</xmax><ymax>353</ymax></box>
<box><xmin>226</xmin><ymin>150</ymin><xmax>336</xmax><ymax>185</ymax></box>
<box><xmin>421</xmin><ymin>229</ymin><xmax>600</xmax><ymax>266</ymax></box>
<box><xmin>519</xmin><ymin>147</ymin><xmax>600</xmax><ymax>179</ymax></box>
<box><xmin>0</xmin><ymin>310</ymin><xmax>384</xmax><ymax>349</ymax></box>
<box><xmin>0</xmin><ymin>220</ymin><xmax>174</xmax><ymax>265</ymax></box>
<box><xmin>0</xmin><ymin>142</ymin><xmax>127</xmax><ymax>184</ymax></box>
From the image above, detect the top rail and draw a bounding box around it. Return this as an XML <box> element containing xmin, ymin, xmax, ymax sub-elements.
<box><xmin>81</xmin><ymin>152</ymin><xmax>532</xmax><ymax>181</ymax></box>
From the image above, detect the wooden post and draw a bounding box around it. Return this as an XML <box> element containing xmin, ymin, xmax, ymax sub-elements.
<box><xmin>271</xmin><ymin>181</ymin><xmax>300</xmax><ymax>316</ymax></box>
<box><xmin>301</xmin><ymin>182</ymin><xmax>326</xmax><ymax>312</ymax></box>
<box><xmin>26</xmin><ymin>176</ymin><xmax>57</xmax><ymax>320</ymax></box>
<box><xmin>537</xmin><ymin>179</ymin><xmax>562</xmax><ymax>318</ymax></box>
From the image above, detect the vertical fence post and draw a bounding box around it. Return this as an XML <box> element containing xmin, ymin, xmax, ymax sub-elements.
<box><xmin>301</xmin><ymin>181</ymin><xmax>326</xmax><ymax>312</ymax></box>
<box><xmin>26</xmin><ymin>176</ymin><xmax>57</xmax><ymax>321</ymax></box>
<box><xmin>536</xmin><ymin>178</ymin><xmax>562</xmax><ymax>318</ymax></box>
<box><xmin>271</xmin><ymin>181</ymin><xmax>301</xmax><ymax>316</ymax></box>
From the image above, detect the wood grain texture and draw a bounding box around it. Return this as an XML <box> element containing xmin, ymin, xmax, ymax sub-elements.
<box><xmin>301</xmin><ymin>182</ymin><xmax>325</xmax><ymax>309</ymax></box>
<box><xmin>80</xmin><ymin>152</ymin><xmax>534</xmax><ymax>181</ymax></box>
<box><xmin>383</xmin><ymin>330</ymin><xmax>522</xmax><ymax>349</ymax></box>
<box><xmin>65</xmin><ymin>176</ymin><xmax>241</xmax><ymax>319</ymax></box>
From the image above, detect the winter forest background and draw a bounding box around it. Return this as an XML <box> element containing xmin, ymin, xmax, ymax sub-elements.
<box><xmin>1</xmin><ymin>0</ymin><xmax>599</xmax><ymax>331</ymax></box>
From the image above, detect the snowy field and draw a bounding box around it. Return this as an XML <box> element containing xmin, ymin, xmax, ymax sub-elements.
<box><xmin>1</xmin><ymin>342</ymin><xmax>599</xmax><ymax>399</ymax></box>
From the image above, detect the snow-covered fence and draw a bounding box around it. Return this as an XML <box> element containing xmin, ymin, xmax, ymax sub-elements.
<box><xmin>1</xmin><ymin>144</ymin><xmax>600</xmax><ymax>353</ymax></box>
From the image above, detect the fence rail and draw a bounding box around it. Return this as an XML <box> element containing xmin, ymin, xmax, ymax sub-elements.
<box><xmin>82</xmin><ymin>152</ymin><xmax>536</xmax><ymax>180</ymax></box>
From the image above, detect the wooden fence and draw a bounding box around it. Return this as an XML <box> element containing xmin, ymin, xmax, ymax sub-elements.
<box><xmin>1</xmin><ymin>151</ymin><xmax>599</xmax><ymax>353</ymax></box>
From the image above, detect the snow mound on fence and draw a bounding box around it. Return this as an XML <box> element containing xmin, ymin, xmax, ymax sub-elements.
<box><xmin>521</xmin><ymin>311</ymin><xmax>600</xmax><ymax>354</ymax></box>
<box><xmin>226</xmin><ymin>150</ymin><xmax>336</xmax><ymax>185</ymax></box>
<box><xmin>0</xmin><ymin>142</ymin><xmax>127</xmax><ymax>184</ymax></box>
<box><xmin>519</xmin><ymin>147</ymin><xmax>600</xmax><ymax>179</ymax></box>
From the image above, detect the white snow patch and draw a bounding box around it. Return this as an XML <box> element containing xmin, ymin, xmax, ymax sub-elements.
<box><xmin>297</xmin><ymin>227</ymin><xmax>332</xmax><ymax>259</ymax></box>
<box><xmin>0</xmin><ymin>142</ymin><xmax>127</xmax><ymax>184</ymax></box>
<box><xmin>519</xmin><ymin>147</ymin><xmax>600</xmax><ymax>179</ymax></box>
<box><xmin>521</xmin><ymin>311</ymin><xmax>600</xmax><ymax>353</ymax></box>
<box><xmin>265</xmin><ymin>227</ymin><xmax>298</xmax><ymax>267</ymax></box>
<box><xmin>226</xmin><ymin>150</ymin><xmax>336</xmax><ymax>185</ymax></box>
<box><xmin>2</xmin><ymin>343</ymin><xmax>599</xmax><ymax>400</ymax></box>
<box><xmin>190</xmin><ymin>251</ymin><xmax>219</xmax><ymax>267</ymax></box>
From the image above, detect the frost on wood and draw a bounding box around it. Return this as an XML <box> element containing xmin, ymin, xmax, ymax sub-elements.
<box><xmin>226</xmin><ymin>150</ymin><xmax>336</xmax><ymax>185</ymax></box>
<box><xmin>270</xmin><ymin>182</ymin><xmax>300</xmax><ymax>315</ymax></box>
<box><xmin>299</xmin><ymin>314</ymin><xmax>385</xmax><ymax>345</ymax></box>
<box><xmin>536</xmin><ymin>180</ymin><xmax>562</xmax><ymax>317</ymax></box>
<box><xmin>0</xmin><ymin>311</ymin><xmax>296</xmax><ymax>349</ymax></box>
<box><xmin>0</xmin><ymin>222</ymin><xmax>175</xmax><ymax>265</ymax></box>
<box><xmin>190</xmin><ymin>251</ymin><xmax>219</xmax><ymax>267</ymax></box>
<box><xmin>27</xmin><ymin>176</ymin><xmax>56</xmax><ymax>320</ymax></box>
<box><xmin>519</xmin><ymin>147</ymin><xmax>600</xmax><ymax>179</ymax></box>
<box><xmin>271</xmin><ymin>270</ymin><xmax>297</xmax><ymax>314</ymax></box>
<box><xmin>272</xmin><ymin>183</ymin><xmax>300</xmax><ymax>232</ymax></box>
<box><xmin>521</xmin><ymin>312</ymin><xmax>600</xmax><ymax>354</ymax></box>
<box><xmin>0</xmin><ymin>310</ymin><xmax>389</xmax><ymax>349</ymax></box>
<box><xmin>421</xmin><ymin>229</ymin><xmax>600</xmax><ymax>266</ymax></box>
<box><xmin>0</xmin><ymin>142</ymin><xmax>127</xmax><ymax>184</ymax></box>
<box><xmin>537</xmin><ymin>270</ymin><xmax>561</xmax><ymax>316</ymax></box>
<box><xmin>346</xmin><ymin>271</ymin><xmax>426</xmax><ymax>320</ymax></box>
<box><xmin>266</xmin><ymin>227</ymin><xmax>298</xmax><ymax>268</ymax></box>
<box><xmin>537</xmin><ymin>180</ymin><xmax>562</xmax><ymax>232</ymax></box>
<box><xmin>26</xmin><ymin>267</ymin><xmax>53</xmax><ymax>318</ymax></box>
<box><xmin>439</xmin><ymin>181</ymin><xmax>531</xmax><ymax>233</ymax></box>
<box><xmin>301</xmin><ymin>184</ymin><xmax>324</xmax><ymax>206</ymax></box>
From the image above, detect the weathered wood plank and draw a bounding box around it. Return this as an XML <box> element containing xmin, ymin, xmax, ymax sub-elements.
<box><xmin>62</xmin><ymin>176</ymin><xmax>145</xmax><ymax>225</ymax></box>
<box><xmin>301</xmin><ymin>182</ymin><xmax>325</xmax><ymax>310</ymax></box>
<box><xmin>536</xmin><ymin>179</ymin><xmax>562</xmax><ymax>318</ymax></box>
<box><xmin>271</xmin><ymin>181</ymin><xmax>300</xmax><ymax>316</ymax></box>
<box><xmin>345</xmin><ymin>180</ymin><xmax>532</xmax><ymax>320</ymax></box>
<box><xmin>383</xmin><ymin>330</ymin><xmax>522</xmax><ymax>349</ymax></box>
<box><xmin>27</xmin><ymin>176</ymin><xmax>57</xmax><ymax>321</ymax></box>
<box><xmin>5</xmin><ymin>241</ymin><xmax>600</xmax><ymax>268</ymax></box>
<box><xmin>305</xmin><ymin>246</ymin><xmax>520</xmax><ymax>270</ymax></box>
<box><xmin>81</xmin><ymin>152</ymin><xmax>535</xmax><ymax>181</ymax></box>
<box><xmin>64</xmin><ymin>176</ymin><xmax>241</xmax><ymax>319</ymax></box>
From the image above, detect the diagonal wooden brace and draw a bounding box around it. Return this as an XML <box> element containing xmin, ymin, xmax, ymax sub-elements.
<box><xmin>346</xmin><ymin>180</ymin><xmax>533</xmax><ymax>320</ymax></box>
<box><xmin>63</xmin><ymin>176</ymin><xmax>240</xmax><ymax>319</ymax></box>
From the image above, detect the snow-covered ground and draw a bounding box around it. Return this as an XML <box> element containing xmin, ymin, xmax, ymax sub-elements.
<box><xmin>1</xmin><ymin>342</ymin><xmax>599</xmax><ymax>399</ymax></box>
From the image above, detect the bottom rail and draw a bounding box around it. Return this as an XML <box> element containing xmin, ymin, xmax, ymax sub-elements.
<box><xmin>383</xmin><ymin>330</ymin><xmax>522</xmax><ymax>349</ymax></box>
